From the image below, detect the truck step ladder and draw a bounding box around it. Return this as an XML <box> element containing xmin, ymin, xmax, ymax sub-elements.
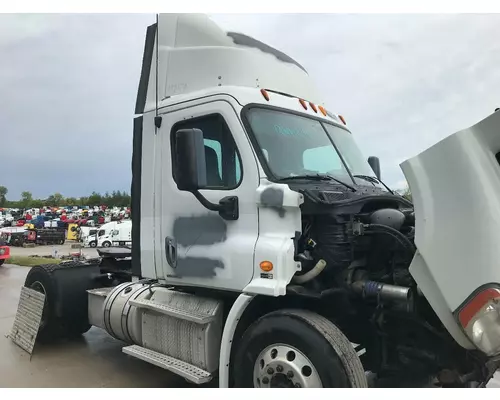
<box><xmin>122</xmin><ymin>345</ymin><xmax>212</xmax><ymax>384</ymax></box>
<box><xmin>129</xmin><ymin>298</ymin><xmax>216</xmax><ymax>324</ymax></box>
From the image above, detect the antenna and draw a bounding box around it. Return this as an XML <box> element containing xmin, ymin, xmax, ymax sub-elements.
<box><xmin>153</xmin><ymin>14</ymin><xmax>162</xmax><ymax>130</ymax></box>
<box><xmin>155</xmin><ymin>13</ymin><xmax>159</xmax><ymax>120</ymax></box>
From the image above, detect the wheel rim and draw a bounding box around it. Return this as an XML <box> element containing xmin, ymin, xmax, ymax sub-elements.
<box><xmin>253</xmin><ymin>344</ymin><xmax>322</xmax><ymax>388</ymax></box>
<box><xmin>30</xmin><ymin>280</ymin><xmax>48</xmax><ymax>328</ymax></box>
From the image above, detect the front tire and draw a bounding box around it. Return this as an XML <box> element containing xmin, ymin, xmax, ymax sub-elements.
<box><xmin>233</xmin><ymin>309</ymin><xmax>367</xmax><ymax>388</ymax></box>
<box><xmin>89</xmin><ymin>241</ymin><xmax>97</xmax><ymax>248</ymax></box>
<box><xmin>0</xmin><ymin>259</ymin><xmax>5</xmax><ymax>266</ymax></box>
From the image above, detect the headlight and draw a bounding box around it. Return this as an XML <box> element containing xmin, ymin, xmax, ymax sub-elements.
<box><xmin>458</xmin><ymin>287</ymin><xmax>500</xmax><ymax>356</ymax></box>
<box><xmin>0</xmin><ymin>248</ymin><xmax>5</xmax><ymax>255</ymax></box>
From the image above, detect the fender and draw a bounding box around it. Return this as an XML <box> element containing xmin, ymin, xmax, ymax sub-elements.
<box><xmin>218</xmin><ymin>293</ymin><xmax>254</xmax><ymax>388</ymax></box>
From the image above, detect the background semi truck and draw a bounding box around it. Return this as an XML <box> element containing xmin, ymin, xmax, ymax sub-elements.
<box><xmin>97</xmin><ymin>220</ymin><xmax>132</xmax><ymax>248</ymax></box>
<box><xmin>14</xmin><ymin>14</ymin><xmax>500</xmax><ymax>388</ymax></box>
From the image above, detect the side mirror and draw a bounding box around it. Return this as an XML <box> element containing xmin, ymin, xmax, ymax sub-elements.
<box><xmin>173</xmin><ymin>128</ymin><xmax>239</xmax><ymax>221</ymax></box>
<box><xmin>368</xmin><ymin>156</ymin><xmax>381</xmax><ymax>180</ymax></box>
<box><xmin>174</xmin><ymin>128</ymin><xmax>207</xmax><ymax>191</ymax></box>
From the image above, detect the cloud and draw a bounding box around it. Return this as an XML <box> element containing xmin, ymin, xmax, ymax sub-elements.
<box><xmin>1</xmin><ymin>13</ymin><xmax>499</xmax><ymax>199</ymax></box>
<box><xmin>0</xmin><ymin>13</ymin><xmax>152</xmax><ymax>200</ymax></box>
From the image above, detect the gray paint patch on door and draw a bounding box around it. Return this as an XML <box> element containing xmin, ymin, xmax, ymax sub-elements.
<box><xmin>173</xmin><ymin>215</ymin><xmax>227</xmax><ymax>246</ymax></box>
<box><xmin>174</xmin><ymin>257</ymin><xmax>224</xmax><ymax>278</ymax></box>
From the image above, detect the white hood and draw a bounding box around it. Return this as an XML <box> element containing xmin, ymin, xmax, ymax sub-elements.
<box><xmin>401</xmin><ymin>110</ymin><xmax>500</xmax><ymax>348</ymax></box>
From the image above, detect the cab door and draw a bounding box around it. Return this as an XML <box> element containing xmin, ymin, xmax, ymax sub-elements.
<box><xmin>156</xmin><ymin>99</ymin><xmax>260</xmax><ymax>291</ymax></box>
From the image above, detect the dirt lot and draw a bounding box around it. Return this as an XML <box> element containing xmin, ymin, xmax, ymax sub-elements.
<box><xmin>0</xmin><ymin>260</ymin><xmax>498</xmax><ymax>388</ymax></box>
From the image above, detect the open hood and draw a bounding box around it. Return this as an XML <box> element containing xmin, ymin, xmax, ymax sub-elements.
<box><xmin>401</xmin><ymin>110</ymin><xmax>500</xmax><ymax>346</ymax></box>
<box><xmin>135</xmin><ymin>14</ymin><xmax>323</xmax><ymax>115</ymax></box>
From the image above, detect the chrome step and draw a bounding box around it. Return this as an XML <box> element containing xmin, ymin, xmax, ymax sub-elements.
<box><xmin>122</xmin><ymin>345</ymin><xmax>212</xmax><ymax>384</ymax></box>
<box><xmin>129</xmin><ymin>298</ymin><xmax>215</xmax><ymax>324</ymax></box>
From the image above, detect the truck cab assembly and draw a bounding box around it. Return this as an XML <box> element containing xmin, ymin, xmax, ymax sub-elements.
<box><xmin>12</xmin><ymin>13</ymin><xmax>500</xmax><ymax>388</ymax></box>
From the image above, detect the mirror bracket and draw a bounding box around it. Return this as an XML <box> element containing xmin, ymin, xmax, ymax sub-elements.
<box><xmin>192</xmin><ymin>191</ymin><xmax>239</xmax><ymax>221</ymax></box>
<box><xmin>154</xmin><ymin>116</ymin><xmax>162</xmax><ymax>128</ymax></box>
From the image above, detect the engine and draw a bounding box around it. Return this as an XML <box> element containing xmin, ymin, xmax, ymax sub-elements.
<box><xmin>294</xmin><ymin>187</ymin><xmax>416</xmax><ymax>301</ymax></box>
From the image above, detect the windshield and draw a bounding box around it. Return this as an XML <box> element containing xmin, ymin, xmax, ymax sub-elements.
<box><xmin>245</xmin><ymin>108</ymin><xmax>383</xmax><ymax>188</ymax></box>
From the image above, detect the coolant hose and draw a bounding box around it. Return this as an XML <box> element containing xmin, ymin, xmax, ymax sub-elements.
<box><xmin>292</xmin><ymin>259</ymin><xmax>327</xmax><ymax>284</ymax></box>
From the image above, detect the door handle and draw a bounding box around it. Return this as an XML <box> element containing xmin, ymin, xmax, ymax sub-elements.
<box><xmin>165</xmin><ymin>236</ymin><xmax>177</xmax><ymax>268</ymax></box>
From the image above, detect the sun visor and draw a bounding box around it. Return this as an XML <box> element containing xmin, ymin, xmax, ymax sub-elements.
<box><xmin>135</xmin><ymin>14</ymin><xmax>323</xmax><ymax>115</ymax></box>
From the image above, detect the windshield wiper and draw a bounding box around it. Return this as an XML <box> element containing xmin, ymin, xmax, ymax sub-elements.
<box><xmin>353</xmin><ymin>174</ymin><xmax>394</xmax><ymax>195</ymax></box>
<box><xmin>279</xmin><ymin>174</ymin><xmax>356</xmax><ymax>192</ymax></box>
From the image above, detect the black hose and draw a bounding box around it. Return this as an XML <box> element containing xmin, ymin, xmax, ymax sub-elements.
<box><xmin>365</xmin><ymin>223</ymin><xmax>417</xmax><ymax>254</ymax></box>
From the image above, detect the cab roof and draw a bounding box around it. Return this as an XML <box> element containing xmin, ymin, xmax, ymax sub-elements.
<box><xmin>135</xmin><ymin>14</ymin><xmax>324</xmax><ymax>115</ymax></box>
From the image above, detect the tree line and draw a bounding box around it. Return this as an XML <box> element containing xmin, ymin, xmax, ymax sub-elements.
<box><xmin>0</xmin><ymin>186</ymin><xmax>131</xmax><ymax>209</ymax></box>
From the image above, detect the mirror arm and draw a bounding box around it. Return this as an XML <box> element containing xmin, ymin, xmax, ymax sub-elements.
<box><xmin>192</xmin><ymin>190</ymin><xmax>221</xmax><ymax>212</ymax></box>
<box><xmin>191</xmin><ymin>191</ymin><xmax>239</xmax><ymax>221</ymax></box>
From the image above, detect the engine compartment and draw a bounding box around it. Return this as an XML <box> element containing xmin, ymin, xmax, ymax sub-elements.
<box><xmin>286</xmin><ymin>183</ymin><xmax>486</xmax><ymax>385</ymax></box>
<box><xmin>292</xmin><ymin>184</ymin><xmax>415</xmax><ymax>296</ymax></box>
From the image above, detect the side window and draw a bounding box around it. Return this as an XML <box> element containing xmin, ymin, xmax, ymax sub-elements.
<box><xmin>203</xmin><ymin>139</ymin><xmax>222</xmax><ymax>179</ymax></box>
<box><xmin>171</xmin><ymin>114</ymin><xmax>242</xmax><ymax>189</ymax></box>
<box><xmin>235</xmin><ymin>157</ymin><xmax>241</xmax><ymax>182</ymax></box>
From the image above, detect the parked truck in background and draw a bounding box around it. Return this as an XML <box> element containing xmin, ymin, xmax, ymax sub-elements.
<box><xmin>83</xmin><ymin>220</ymin><xmax>130</xmax><ymax>248</ymax></box>
<box><xmin>15</xmin><ymin>14</ymin><xmax>500</xmax><ymax>388</ymax></box>
<box><xmin>97</xmin><ymin>220</ymin><xmax>132</xmax><ymax>248</ymax></box>
<box><xmin>0</xmin><ymin>239</ymin><xmax>9</xmax><ymax>266</ymax></box>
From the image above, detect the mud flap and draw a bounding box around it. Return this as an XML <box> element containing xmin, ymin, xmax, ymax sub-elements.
<box><xmin>8</xmin><ymin>287</ymin><xmax>45</xmax><ymax>356</ymax></box>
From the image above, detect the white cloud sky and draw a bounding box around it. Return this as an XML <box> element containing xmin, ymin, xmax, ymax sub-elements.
<box><xmin>1</xmin><ymin>13</ymin><xmax>499</xmax><ymax>199</ymax></box>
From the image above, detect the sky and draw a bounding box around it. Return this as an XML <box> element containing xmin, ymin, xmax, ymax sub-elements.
<box><xmin>1</xmin><ymin>13</ymin><xmax>499</xmax><ymax>200</ymax></box>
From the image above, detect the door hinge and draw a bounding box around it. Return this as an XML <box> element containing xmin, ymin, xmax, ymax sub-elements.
<box><xmin>154</xmin><ymin>116</ymin><xmax>162</xmax><ymax>128</ymax></box>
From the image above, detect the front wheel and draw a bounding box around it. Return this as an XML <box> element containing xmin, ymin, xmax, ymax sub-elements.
<box><xmin>233</xmin><ymin>309</ymin><xmax>367</xmax><ymax>388</ymax></box>
<box><xmin>89</xmin><ymin>241</ymin><xmax>97</xmax><ymax>248</ymax></box>
<box><xmin>0</xmin><ymin>259</ymin><xmax>5</xmax><ymax>266</ymax></box>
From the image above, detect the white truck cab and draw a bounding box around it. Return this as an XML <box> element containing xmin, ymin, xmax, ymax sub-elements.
<box><xmin>16</xmin><ymin>14</ymin><xmax>500</xmax><ymax>388</ymax></box>
<box><xmin>98</xmin><ymin>220</ymin><xmax>132</xmax><ymax>248</ymax></box>
<box><xmin>79</xmin><ymin>226</ymin><xmax>99</xmax><ymax>246</ymax></box>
